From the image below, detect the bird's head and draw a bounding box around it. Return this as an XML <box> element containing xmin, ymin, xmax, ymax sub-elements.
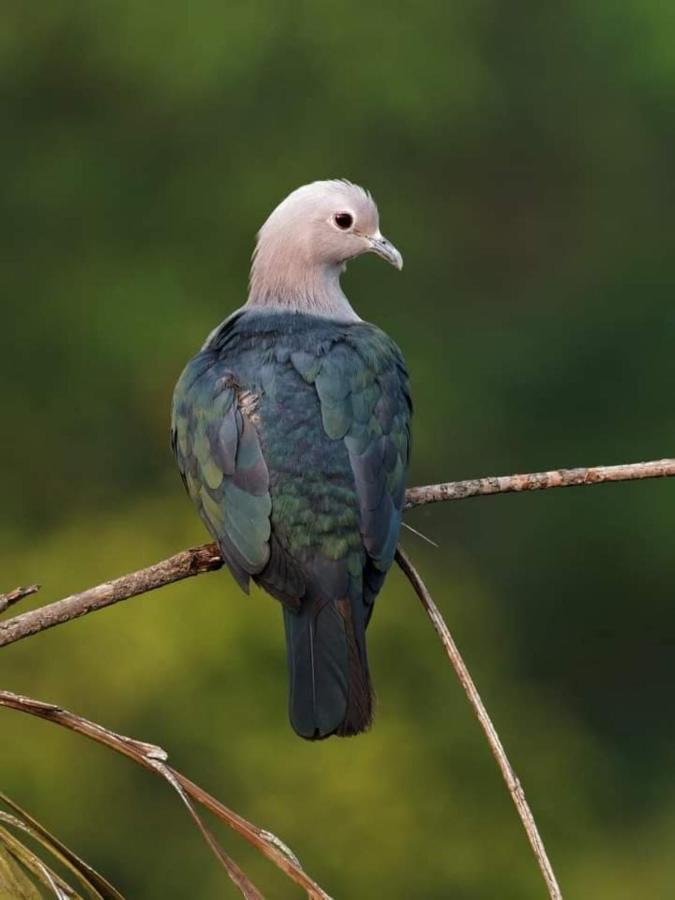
<box><xmin>247</xmin><ymin>180</ymin><xmax>402</xmax><ymax>319</ymax></box>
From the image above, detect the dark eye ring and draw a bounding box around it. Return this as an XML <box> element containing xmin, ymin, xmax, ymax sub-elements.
<box><xmin>334</xmin><ymin>212</ymin><xmax>353</xmax><ymax>230</ymax></box>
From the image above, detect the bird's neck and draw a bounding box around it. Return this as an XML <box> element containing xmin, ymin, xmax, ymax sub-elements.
<box><xmin>246</xmin><ymin>252</ymin><xmax>360</xmax><ymax>322</ymax></box>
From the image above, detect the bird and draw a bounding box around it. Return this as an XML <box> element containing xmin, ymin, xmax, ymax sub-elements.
<box><xmin>171</xmin><ymin>180</ymin><xmax>411</xmax><ymax>739</ymax></box>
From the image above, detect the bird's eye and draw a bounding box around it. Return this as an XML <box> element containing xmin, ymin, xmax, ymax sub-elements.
<box><xmin>334</xmin><ymin>212</ymin><xmax>353</xmax><ymax>230</ymax></box>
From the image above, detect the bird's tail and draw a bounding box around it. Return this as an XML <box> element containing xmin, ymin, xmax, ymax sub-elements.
<box><xmin>283</xmin><ymin>593</ymin><xmax>372</xmax><ymax>740</ymax></box>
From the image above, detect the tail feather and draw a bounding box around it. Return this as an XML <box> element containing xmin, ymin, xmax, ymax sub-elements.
<box><xmin>335</xmin><ymin>598</ymin><xmax>372</xmax><ymax>736</ymax></box>
<box><xmin>283</xmin><ymin>594</ymin><xmax>372</xmax><ymax>740</ymax></box>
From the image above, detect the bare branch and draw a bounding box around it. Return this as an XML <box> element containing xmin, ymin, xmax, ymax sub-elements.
<box><xmin>3</xmin><ymin>458</ymin><xmax>670</xmax><ymax>894</ymax></box>
<box><xmin>1</xmin><ymin>458</ymin><xmax>672</xmax><ymax>651</ymax></box>
<box><xmin>0</xmin><ymin>690</ymin><xmax>331</xmax><ymax>900</ymax></box>
<box><xmin>0</xmin><ymin>585</ymin><xmax>40</xmax><ymax>615</ymax></box>
<box><xmin>405</xmin><ymin>457</ymin><xmax>675</xmax><ymax>508</ymax></box>
<box><xmin>395</xmin><ymin>546</ymin><xmax>562</xmax><ymax>900</ymax></box>
<box><xmin>0</xmin><ymin>546</ymin><xmax>222</xmax><ymax>648</ymax></box>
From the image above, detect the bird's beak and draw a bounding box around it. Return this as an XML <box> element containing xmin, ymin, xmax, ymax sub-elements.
<box><xmin>366</xmin><ymin>231</ymin><xmax>403</xmax><ymax>270</ymax></box>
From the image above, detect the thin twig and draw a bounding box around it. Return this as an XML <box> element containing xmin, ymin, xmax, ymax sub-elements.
<box><xmin>0</xmin><ymin>585</ymin><xmax>40</xmax><ymax>615</ymax></box>
<box><xmin>0</xmin><ymin>691</ymin><xmax>332</xmax><ymax>900</ymax></box>
<box><xmin>0</xmin><ymin>547</ymin><xmax>222</xmax><ymax>648</ymax></box>
<box><xmin>404</xmin><ymin>457</ymin><xmax>675</xmax><ymax>508</ymax></box>
<box><xmin>1</xmin><ymin>458</ymin><xmax>672</xmax><ymax>650</ymax></box>
<box><xmin>395</xmin><ymin>546</ymin><xmax>562</xmax><ymax>900</ymax></box>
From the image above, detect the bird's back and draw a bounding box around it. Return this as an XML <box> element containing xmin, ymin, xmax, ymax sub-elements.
<box><xmin>172</xmin><ymin>308</ymin><xmax>411</xmax><ymax>737</ymax></box>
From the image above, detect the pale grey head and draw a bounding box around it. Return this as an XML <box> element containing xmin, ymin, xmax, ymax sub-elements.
<box><xmin>246</xmin><ymin>180</ymin><xmax>403</xmax><ymax>321</ymax></box>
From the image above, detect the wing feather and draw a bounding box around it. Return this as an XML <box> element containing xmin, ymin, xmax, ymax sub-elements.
<box><xmin>308</xmin><ymin>324</ymin><xmax>412</xmax><ymax>580</ymax></box>
<box><xmin>171</xmin><ymin>354</ymin><xmax>272</xmax><ymax>590</ymax></box>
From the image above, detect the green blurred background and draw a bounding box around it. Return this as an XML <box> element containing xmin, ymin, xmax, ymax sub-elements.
<box><xmin>2</xmin><ymin>2</ymin><xmax>675</xmax><ymax>897</ymax></box>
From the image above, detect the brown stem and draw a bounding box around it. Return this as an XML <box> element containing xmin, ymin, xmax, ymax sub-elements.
<box><xmin>0</xmin><ymin>691</ymin><xmax>331</xmax><ymax>900</ymax></box>
<box><xmin>2</xmin><ymin>458</ymin><xmax>672</xmax><ymax>650</ymax></box>
<box><xmin>404</xmin><ymin>458</ymin><xmax>675</xmax><ymax>508</ymax></box>
<box><xmin>0</xmin><ymin>546</ymin><xmax>222</xmax><ymax>648</ymax></box>
<box><xmin>395</xmin><ymin>546</ymin><xmax>562</xmax><ymax>900</ymax></box>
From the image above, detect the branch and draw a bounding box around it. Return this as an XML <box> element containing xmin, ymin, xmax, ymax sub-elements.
<box><xmin>395</xmin><ymin>547</ymin><xmax>562</xmax><ymax>900</ymax></box>
<box><xmin>1</xmin><ymin>458</ymin><xmax>672</xmax><ymax>650</ymax></box>
<box><xmin>0</xmin><ymin>545</ymin><xmax>223</xmax><ymax>648</ymax></box>
<box><xmin>0</xmin><ymin>585</ymin><xmax>40</xmax><ymax>616</ymax></box>
<box><xmin>4</xmin><ymin>457</ymin><xmax>670</xmax><ymax>895</ymax></box>
<box><xmin>0</xmin><ymin>690</ymin><xmax>331</xmax><ymax>900</ymax></box>
<box><xmin>404</xmin><ymin>457</ymin><xmax>675</xmax><ymax>508</ymax></box>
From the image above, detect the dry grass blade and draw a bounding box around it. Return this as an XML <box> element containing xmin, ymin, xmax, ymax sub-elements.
<box><xmin>147</xmin><ymin>761</ymin><xmax>263</xmax><ymax>900</ymax></box>
<box><xmin>171</xmin><ymin>773</ymin><xmax>332</xmax><ymax>899</ymax></box>
<box><xmin>0</xmin><ymin>691</ymin><xmax>332</xmax><ymax>900</ymax></box>
<box><xmin>0</xmin><ymin>791</ymin><xmax>123</xmax><ymax>900</ymax></box>
<box><xmin>0</xmin><ymin>824</ymin><xmax>76</xmax><ymax>899</ymax></box>
<box><xmin>0</xmin><ymin>842</ymin><xmax>42</xmax><ymax>899</ymax></box>
<box><xmin>395</xmin><ymin>546</ymin><xmax>563</xmax><ymax>900</ymax></box>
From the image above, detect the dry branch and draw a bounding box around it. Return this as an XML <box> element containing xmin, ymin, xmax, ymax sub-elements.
<box><xmin>0</xmin><ymin>690</ymin><xmax>331</xmax><ymax>900</ymax></box>
<box><xmin>395</xmin><ymin>547</ymin><xmax>562</xmax><ymax>900</ymax></box>
<box><xmin>0</xmin><ymin>585</ymin><xmax>40</xmax><ymax>616</ymax></box>
<box><xmin>1</xmin><ymin>458</ymin><xmax>672</xmax><ymax>650</ymax></box>
<box><xmin>404</xmin><ymin>457</ymin><xmax>675</xmax><ymax>508</ymax></box>
<box><xmin>0</xmin><ymin>546</ymin><xmax>223</xmax><ymax>648</ymax></box>
<box><xmin>2</xmin><ymin>456</ymin><xmax>673</xmax><ymax>897</ymax></box>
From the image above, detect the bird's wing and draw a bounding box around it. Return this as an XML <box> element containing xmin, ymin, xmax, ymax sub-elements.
<box><xmin>171</xmin><ymin>352</ymin><xmax>272</xmax><ymax>593</ymax></box>
<box><xmin>291</xmin><ymin>324</ymin><xmax>411</xmax><ymax>591</ymax></box>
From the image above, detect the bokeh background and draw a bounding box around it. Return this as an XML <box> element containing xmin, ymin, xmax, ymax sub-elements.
<box><xmin>2</xmin><ymin>3</ymin><xmax>675</xmax><ymax>897</ymax></box>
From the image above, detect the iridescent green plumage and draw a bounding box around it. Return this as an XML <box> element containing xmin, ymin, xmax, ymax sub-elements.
<box><xmin>172</xmin><ymin>308</ymin><xmax>411</xmax><ymax>738</ymax></box>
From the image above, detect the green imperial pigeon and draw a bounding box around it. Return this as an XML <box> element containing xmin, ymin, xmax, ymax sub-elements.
<box><xmin>171</xmin><ymin>180</ymin><xmax>411</xmax><ymax>739</ymax></box>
